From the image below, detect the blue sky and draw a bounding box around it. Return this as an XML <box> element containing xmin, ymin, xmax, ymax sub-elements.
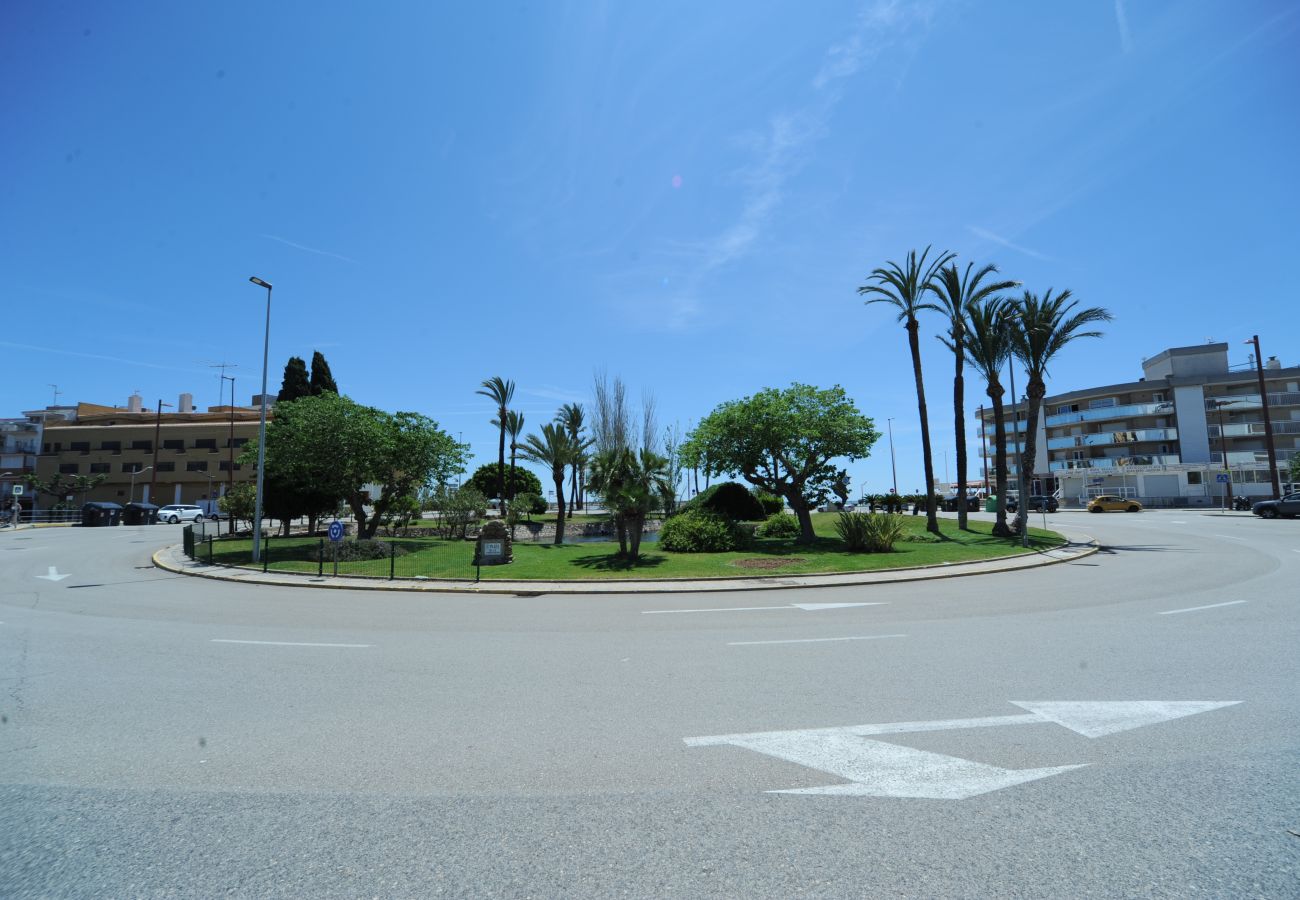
<box><xmin>3</xmin><ymin>1</ymin><xmax>1297</xmax><ymax>496</ymax></box>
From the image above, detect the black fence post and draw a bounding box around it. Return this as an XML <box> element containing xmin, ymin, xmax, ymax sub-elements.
<box><xmin>389</xmin><ymin>540</ymin><xmax>396</xmax><ymax>581</ymax></box>
<box><xmin>262</xmin><ymin>534</ymin><xmax>269</xmax><ymax>573</ymax></box>
<box><xmin>318</xmin><ymin>539</ymin><xmax>324</xmax><ymax>577</ymax></box>
<box><xmin>207</xmin><ymin>535</ymin><xmax>214</xmax><ymax>565</ymax></box>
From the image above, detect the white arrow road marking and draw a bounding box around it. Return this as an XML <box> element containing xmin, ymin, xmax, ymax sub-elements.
<box><xmin>211</xmin><ymin>639</ymin><xmax>372</xmax><ymax>648</ymax></box>
<box><xmin>1158</xmin><ymin>600</ymin><xmax>1247</xmax><ymax>616</ymax></box>
<box><xmin>35</xmin><ymin>566</ymin><xmax>70</xmax><ymax>582</ymax></box>
<box><xmin>686</xmin><ymin>700</ymin><xmax>1240</xmax><ymax>799</ymax></box>
<box><xmin>728</xmin><ymin>634</ymin><xmax>906</xmax><ymax>646</ymax></box>
<box><xmin>643</xmin><ymin>602</ymin><xmax>884</xmax><ymax>615</ymax></box>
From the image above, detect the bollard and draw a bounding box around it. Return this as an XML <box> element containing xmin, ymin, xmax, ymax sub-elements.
<box><xmin>389</xmin><ymin>541</ymin><xmax>396</xmax><ymax>580</ymax></box>
<box><xmin>262</xmin><ymin>534</ymin><xmax>269</xmax><ymax>573</ymax></box>
<box><xmin>318</xmin><ymin>539</ymin><xmax>324</xmax><ymax>577</ymax></box>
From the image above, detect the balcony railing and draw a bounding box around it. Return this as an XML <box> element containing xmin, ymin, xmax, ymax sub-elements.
<box><xmin>1049</xmin><ymin>454</ymin><xmax>1182</xmax><ymax>471</ymax></box>
<box><xmin>1046</xmin><ymin>428</ymin><xmax>1177</xmax><ymax>450</ymax></box>
<box><xmin>1208</xmin><ymin>421</ymin><xmax>1300</xmax><ymax>437</ymax></box>
<box><xmin>1206</xmin><ymin>392</ymin><xmax>1300</xmax><ymax>411</ymax></box>
<box><xmin>1045</xmin><ymin>402</ymin><xmax>1171</xmax><ymax>428</ymax></box>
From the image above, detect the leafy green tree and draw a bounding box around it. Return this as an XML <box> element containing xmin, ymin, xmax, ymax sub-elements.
<box><xmin>682</xmin><ymin>384</ymin><xmax>877</xmax><ymax>544</ymax></box>
<box><xmin>1009</xmin><ymin>289</ymin><xmax>1112</xmax><ymax>533</ymax></box>
<box><xmin>218</xmin><ymin>482</ymin><xmax>257</xmax><ymax>533</ymax></box>
<box><xmin>463</xmin><ymin>464</ymin><xmax>542</xmax><ymax>501</ymax></box>
<box><xmin>930</xmin><ymin>262</ymin><xmax>1018</xmax><ymax>530</ymax></box>
<box><xmin>277</xmin><ymin>356</ymin><xmax>311</xmax><ymax>402</ymax></box>
<box><xmin>859</xmin><ymin>246</ymin><xmax>955</xmax><ymax>535</ymax></box>
<box><xmin>830</xmin><ymin>469</ymin><xmax>851</xmax><ymax>509</ymax></box>
<box><xmin>519</xmin><ymin>423</ymin><xmax>577</xmax><ymax>544</ymax></box>
<box><xmin>964</xmin><ymin>297</ymin><xmax>1015</xmax><ymax>536</ymax></box>
<box><xmin>425</xmin><ymin>484</ymin><xmax>486</xmax><ymax>539</ymax></box>
<box><xmin>309</xmin><ymin>351</ymin><xmax>339</xmax><ymax>395</ymax></box>
<box><xmin>23</xmin><ymin>472</ymin><xmax>107</xmax><ymax>508</ymax></box>
<box><xmin>477</xmin><ymin>377</ymin><xmax>515</xmax><ymax>502</ymax></box>
<box><xmin>246</xmin><ymin>392</ymin><xmax>468</xmax><ymax>539</ymax></box>
<box><xmin>1290</xmin><ymin>454</ymin><xmax>1300</xmax><ymax>483</ymax></box>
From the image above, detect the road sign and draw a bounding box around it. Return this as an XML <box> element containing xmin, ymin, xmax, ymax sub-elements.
<box><xmin>1215</xmin><ymin>473</ymin><xmax>1230</xmax><ymax>483</ymax></box>
<box><xmin>328</xmin><ymin>521</ymin><xmax>344</xmax><ymax>542</ymax></box>
<box><xmin>686</xmin><ymin>700</ymin><xmax>1239</xmax><ymax>799</ymax></box>
<box><xmin>11</xmin><ymin>484</ymin><xmax>22</xmax><ymax>495</ymax></box>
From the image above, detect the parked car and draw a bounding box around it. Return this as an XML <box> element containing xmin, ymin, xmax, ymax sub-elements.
<box><xmin>942</xmin><ymin>491</ymin><xmax>981</xmax><ymax>512</ymax></box>
<box><xmin>1087</xmin><ymin>495</ymin><xmax>1142</xmax><ymax>513</ymax></box>
<box><xmin>157</xmin><ymin>504</ymin><xmax>205</xmax><ymax>524</ymax></box>
<box><xmin>1251</xmin><ymin>492</ymin><xmax>1300</xmax><ymax>519</ymax></box>
<box><xmin>1007</xmin><ymin>495</ymin><xmax>1059</xmax><ymax>513</ymax></box>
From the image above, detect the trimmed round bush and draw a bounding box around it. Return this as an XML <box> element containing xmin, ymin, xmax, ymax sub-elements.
<box><xmin>334</xmin><ymin>539</ymin><xmax>409</xmax><ymax>561</ymax></box>
<box><xmin>753</xmin><ymin>491</ymin><xmax>784</xmax><ymax>516</ymax></box>
<box><xmin>756</xmin><ymin>513</ymin><xmax>800</xmax><ymax>538</ymax></box>
<box><xmin>685</xmin><ymin>482</ymin><xmax>766</xmax><ymax>521</ymax></box>
<box><xmin>659</xmin><ymin>510</ymin><xmax>745</xmax><ymax>553</ymax></box>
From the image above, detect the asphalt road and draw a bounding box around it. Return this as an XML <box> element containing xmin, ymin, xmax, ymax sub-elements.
<box><xmin>2</xmin><ymin>512</ymin><xmax>1297</xmax><ymax>898</ymax></box>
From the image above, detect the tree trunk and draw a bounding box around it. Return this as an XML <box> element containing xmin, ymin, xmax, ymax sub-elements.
<box><xmin>988</xmin><ymin>383</ymin><xmax>1011</xmax><ymax>537</ymax></box>
<box><xmin>788</xmin><ymin>495</ymin><xmax>815</xmax><ymax>544</ymax></box>
<box><xmin>627</xmin><ymin>512</ymin><xmax>644</xmax><ymax>561</ymax></box>
<box><xmin>906</xmin><ymin>318</ymin><xmax>940</xmax><ymax>535</ymax></box>
<box><xmin>508</xmin><ymin>445</ymin><xmax>517</xmax><ymax>502</ymax></box>
<box><xmin>496</xmin><ymin>417</ymin><xmax>506</xmax><ymax>505</ymax></box>
<box><xmin>577</xmin><ymin>465</ymin><xmax>585</xmax><ymax>510</ymax></box>
<box><xmin>568</xmin><ymin>464</ymin><xmax>577</xmax><ymax>515</ymax></box>
<box><xmin>1017</xmin><ymin>379</ymin><xmax>1046</xmax><ymax>536</ymax></box>
<box><xmin>553</xmin><ymin>471</ymin><xmax>566</xmax><ymax>545</ymax></box>
<box><xmin>348</xmin><ymin>495</ymin><xmax>371</xmax><ymax>540</ymax></box>
<box><xmin>954</xmin><ymin>338</ymin><xmax>969</xmax><ymax>531</ymax></box>
<box><xmin>615</xmin><ymin>515</ymin><xmax>628</xmax><ymax>556</ymax></box>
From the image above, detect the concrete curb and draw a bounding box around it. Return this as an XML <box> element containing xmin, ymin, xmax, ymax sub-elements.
<box><xmin>152</xmin><ymin>536</ymin><xmax>1098</xmax><ymax>595</ymax></box>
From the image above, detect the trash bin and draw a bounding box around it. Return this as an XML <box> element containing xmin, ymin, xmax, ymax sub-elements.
<box><xmin>81</xmin><ymin>501</ymin><xmax>124</xmax><ymax>527</ymax></box>
<box><xmin>984</xmin><ymin>496</ymin><xmax>998</xmax><ymax>513</ymax></box>
<box><xmin>122</xmin><ymin>502</ymin><xmax>160</xmax><ymax>525</ymax></box>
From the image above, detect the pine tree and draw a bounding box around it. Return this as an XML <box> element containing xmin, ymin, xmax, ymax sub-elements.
<box><xmin>277</xmin><ymin>356</ymin><xmax>311</xmax><ymax>402</ymax></box>
<box><xmin>309</xmin><ymin>351</ymin><xmax>339</xmax><ymax>395</ymax></box>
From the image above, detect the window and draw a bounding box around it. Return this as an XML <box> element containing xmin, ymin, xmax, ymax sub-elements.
<box><xmin>89</xmin><ymin>462</ymin><xmax>110</xmax><ymax>474</ymax></box>
<box><xmin>219</xmin><ymin>460</ymin><xmax>243</xmax><ymax>472</ymax></box>
<box><xmin>227</xmin><ymin>437</ymin><xmax>248</xmax><ymax>448</ymax></box>
<box><xmin>100</xmin><ymin>441</ymin><xmax>122</xmax><ymax>453</ymax></box>
<box><xmin>59</xmin><ymin>463</ymin><xmax>79</xmax><ymax>474</ymax></box>
<box><xmin>1057</xmin><ymin>403</ymin><xmax>1080</xmax><ymax>415</ymax></box>
<box><xmin>70</xmin><ymin>441</ymin><xmax>90</xmax><ymax>453</ymax></box>
<box><xmin>1187</xmin><ymin>471</ymin><xmax>1202</xmax><ymax>485</ymax></box>
<box><xmin>186</xmin><ymin>460</ymin><xmax>209</xmax><ymax>472</ymax></box>
<box><xmin>156</xmin><ymin>461</ymin><xmax>175</xmax><ymax>472</ymax></box>
<box><xmin>1152</xmin><ymin>392</ymin><xmax>1166</xmax><ymax>402</ymax></box>
<box><xmin>194</xmin><ymin>438</ymin><xmax>218</xmax><ymax>451</ymax></box>
<box><xmin>1087</xmin><ymin>398</ymin><xmax>1117</xmax><ymax>410</ymax></box>
<box><xmin>130</xmin><ymin>439</ymin><xmax>152</xmax><ymax>451</ymax></box>
<box><xmin>122</xmin><ymin>462</ymin><xmax>144</xmax><ymax>473</ymax></box>
<box><xmin>163</xmin><ymin>439</ymin><xmax>185</xmax><ymax>451</ymax></box>
<box><xmin>43</xmin><ymin>443</ymin><xmax>50</xmax><ymax>453</ymax></box>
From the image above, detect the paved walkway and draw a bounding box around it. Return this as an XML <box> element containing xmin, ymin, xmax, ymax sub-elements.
<box><xmin>153</xmin><ymin>537</ymin><xmax>1098</xmax><ymax>595</ymax></box>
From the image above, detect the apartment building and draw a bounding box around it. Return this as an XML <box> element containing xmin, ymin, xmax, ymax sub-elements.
<box><xmin>1</xmin><ymin>405</ymin><xmax>78</xmax><ymax>511</ymax></box>
<box><xmin>977</xmin><ymin>343</ymin><xmax>1300</xmax><ymax>507</ymax></box>
<box><xmin>32</xmin><ymin>393</ymin><xmax>266</xmax><ymax>508</ymax></box>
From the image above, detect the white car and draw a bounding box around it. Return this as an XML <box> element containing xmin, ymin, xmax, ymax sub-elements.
<box><xmin>157</xmin><ymin>504</ymin><xmax>205</xmax><ymax>524</ymax></box>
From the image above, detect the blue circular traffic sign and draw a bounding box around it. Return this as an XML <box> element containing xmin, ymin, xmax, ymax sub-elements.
<box><xmin>328</xmin><ymin>521</ymin><xmax>344</xmax><ymax>542</ymax></box>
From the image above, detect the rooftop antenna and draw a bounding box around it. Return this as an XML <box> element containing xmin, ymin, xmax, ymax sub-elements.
<box><xmin>48</xmin><ymin>384</ymin><xmax>61</xmax><ymax>406</ymax></box>
<box><xmin>209</xmin><ymin>362</ymin><xmax>239</xmax><ymax>407</ymax></box>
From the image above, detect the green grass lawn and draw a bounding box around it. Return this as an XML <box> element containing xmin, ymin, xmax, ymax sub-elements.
<box><xmin>203</xmin><ymin>513</ymin><xmax>1064</xmax><ymax>581</ymax></box>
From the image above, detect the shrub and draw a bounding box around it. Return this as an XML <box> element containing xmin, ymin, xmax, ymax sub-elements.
<box><xmin>334</xmin><ymin>539</ymin><xmax>408</xmax><ymax>561</ymax></box>
<box><xmin>659</xmin><ymin>510</ymin><xmax>746</xmax><ymax>552</ymax></box>
<box><xmin>756</xmin><ymin>513</ymin><xmax>800</xmax><ymax>538</ymax></box>
<box><xmin>752</xmin><ymin>490</ymin><xmax>784</xmax><ymax>516</ymax></box>
<box><xmin>835</xmin><ymin>511</ymin><xmax>905</xmax><ymax>553</ymax></box>
<box><xmin>901</xmin><ymin>531</ymin><xmax>942</xmax><ymax>543</ymax></box>
<box><xmin>685</xmin><ymin>482</ymin><xmax>766</xmax><ymax>521</ymax></box>
<box><xmin>514</xmin><ymin>492</ymin><xmax>548</xmax><ymax>516</ymax></box>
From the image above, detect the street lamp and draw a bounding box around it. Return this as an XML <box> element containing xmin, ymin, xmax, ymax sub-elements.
<box><xmin>886</xmin><ymin>418</ymin><xmax>898</xmax><ymax>496</ymax></box>
<box><xmin>130</xmin><ymin>466</ymin><xmax>153</xmax><ymax>503</ymax></box>
<box><xmin>1246</xmin><ymin>335</ymin><xmax>1281</xmax><ymax>499</ymax></box>
<box><xmin>1206</xmin><ymin>398</ymin><xmax>1240</xmax><ymax>511</ymax></box>
<box><xmin>249</xmin><ymin>276</ymin><xmax>272</xmax><ymax>562</ymax></box>
<box><xmin>221</xmin><ymin>374</ymin><xmax>236</xmax><ymax>496</ymax></box>
<box><xmin>150</xmin><ymin>401</ymin><xmax>173</xmax><ymax>504</ymax></box>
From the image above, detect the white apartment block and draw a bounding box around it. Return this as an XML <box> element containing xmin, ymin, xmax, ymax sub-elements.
<box><xmin>977</xmin><ymin>343</ymin><xmax>1300</xmax><ymax>507</ymax></box>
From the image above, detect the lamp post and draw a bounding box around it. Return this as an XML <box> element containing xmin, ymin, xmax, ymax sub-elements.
<box><xmin>249</xmin><ymin>276</ymin><xmax>272</xmax><ymax>562</ymax></box>
<box><xmin>221</xmin><ymin>374</ymin><xmax>236</xmax><ymax>496</ymax></box>
<box><xmin>149</xmin><ymin>401</ymin><xmax>173</xmax><ymax>504</ymax></box>
<box><xmin>130</xmin><ymin>465</ymin><xmax>153</xmax><ymax>503</ymax></box>
<box><xmin>978</xmin><ymin>404</ymin><xmax>990</xmax><ymax>494</ymax></box>
<box><xmin>1206</xmin><ymin>398</ymin><xmax>1238</xmax><ymax>511</ymax></box>
<box><xmin>1246</xmin><ymin>335</ymin><xmax>1281</xmax><ymax>499</ymax></box>
<box><xmin>886</xmin><ymin>417</ymin><xmax>898</xmax><ymax>496</ymax></box>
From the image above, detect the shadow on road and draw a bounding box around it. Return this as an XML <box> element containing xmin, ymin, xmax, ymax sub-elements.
<box><xmin>1094</xmin><ymin>544</ymin><xmax>1185</xmax><ymax>554</ymax></box>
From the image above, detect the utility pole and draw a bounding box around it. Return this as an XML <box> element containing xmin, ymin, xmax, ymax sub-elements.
<box><xmin>886</xmin><ymin>418</ymin><xmax>898</xmax><ymax>496</ymax></box>
<box><xmin>1248</xmin><ymin>335</ymin><xmax>1281</xmax><ymax>499</ymax></box>
<box><xmin>249</xmin><ymin>277</ymin><xmax>273</xmax><ymax>562</ymax></box>
<box><xmin>978</xmin><ymin>404</ymin><xmax>990</xmax><ymax>494</ymax></box>
<box><xmin>48</xmin><ymin>384</ymin><xmax>61</xmax><ymax>406</ymax></box>
<box><xmin>222</xmin><ymin>375</ymin><xmax>237</xmax><ymax>496</ymax></box>
<box><xmin>150</xmin><ymin>400</ymin><xmax>173</xmax><ymax>504</ymax></box>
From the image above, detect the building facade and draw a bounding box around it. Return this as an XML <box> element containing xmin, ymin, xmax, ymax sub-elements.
<box><xmin>977</xmin><ymin>343</ymin><xmax>1300</xmax><ymax>507</ymax></box>
<box><xmin>31</xmin><ymin>393</ymin><xmax>266</xmax><ymax>508</ymax></box>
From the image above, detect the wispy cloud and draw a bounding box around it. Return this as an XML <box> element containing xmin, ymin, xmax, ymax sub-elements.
<box><xmin>259</xmin><ymin>234</ymin><xmax>357</xmax><ymax>264</ymax></box>
<box><xmin>0</xmin><ymin>341</ymin><xmax>223</xmax><ymax>377</ymax></box>
<box><xmin>1114</xmin><ymin>0</ymin><xmax>1134</xmax><ymax>53</ymax></box>
<box><xmin>521</xmin><ymin>384</ymin><xmax>587</xmax><ymax>405</ymax></box>
<box><xmin>965</xmin><ymin>226</ymin><xmax>1055</xmax><ymax>263</ymax></box>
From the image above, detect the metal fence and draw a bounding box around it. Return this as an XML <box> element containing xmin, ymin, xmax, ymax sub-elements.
<box><xmin>183</xmin><ymin>526</ymin><xmax>479</xmax><ymax>581</ymax></box>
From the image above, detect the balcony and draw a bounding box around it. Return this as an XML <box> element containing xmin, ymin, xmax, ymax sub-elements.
<box><xmin>1046</xmin><ymin>428</ymin><xmax>1177</xmax><ymax>450</ymax></box>
<box><xmin>1206</xmin><ymin>392</ymin><xmax>1300</xmax><ymax>411</ymax></box>
<box><xmin>1045</xmin><ymin>402</ymin><xmax>1171</xmax><ymax>428</ymax></box>
<box><xmin>1209</xmin><ymin>421</ymin><xmax>1300</xmax><ymax>437</ymax></box>
<box><xmin>1049</xmin><ymin>454</ymin><xmax>1182</xmax><ymax>471</ymax></box>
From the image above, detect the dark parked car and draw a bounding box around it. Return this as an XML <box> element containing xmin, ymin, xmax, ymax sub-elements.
<box><xmin>941</xmin><ymin>492</ymin><xmax>981</xmax><ymax>512</ymax></box>
<box><xmin>1006</xmin><ymin>495</ymin><xmax>1058</xmax><ymax>513</ymax></box>
<box><xmin>1251</xmin><ymin>492</ymin><xmax>1300</xmax><ymax>519</ymax></box>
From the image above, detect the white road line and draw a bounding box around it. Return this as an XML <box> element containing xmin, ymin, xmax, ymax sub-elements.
<box><xmin>728</xmin><ymin>634</ymin><xmax>906</xmax><ymax>646</ymax></box>
<box><xmin>1157</xmin><ymin>600</ymin><xmax>1247</xmax><ymax>616</ymax></box>
<box><xmin>643</xmin><ymin>602</ymin><xmax>884</xmax><ymax>615</ymax></box>
<box><xmin>211</xmin><ymin>639</ymin><xmax>372</xmax><ymax>648</ymax></box>
<box><xmin>1211</xmin><ymin>533</ymin><xmax>1246</xmax><ymax>542</ymax></box>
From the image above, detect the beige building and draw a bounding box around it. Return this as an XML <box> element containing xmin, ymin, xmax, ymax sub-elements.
<box><xmin>33</xmin><ymin>393</ymin><xmax>267</xmax><ymax>508</ymax></box>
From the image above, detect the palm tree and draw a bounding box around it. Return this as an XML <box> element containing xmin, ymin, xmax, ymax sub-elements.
<box><xmin>859</xmin><ymin>245</ymin><xmax>955</xmax><ymax>535</ymax></box>
<box><xmin>587</xmin><ymin>446</ymin><xmax>671</xmax><ymax>561</ymax></box>
<box><xmin>476</xmin><ymin>376</ymin><xmax>515</xmax><ymax>507</ymax></box>
<box><xmin>1009</xmin><ymin>290</ymin><xmax>1112</xmax><ymax>533</ymax></box>
<box><xmin>964</xmin><ymin>297</ymin><xmax>1015</xmax><ymax>536</ymax></box>
<box><xmin>930</xmin><ymin>262</ymin><xmax>1019</xmax><ymax>530</ymax></box>
<box><xmin>519</xmin><ymin>423</ymin><xmax>575</xmax><ymax>545</ymax></box>
<box><xmin>554</xmin><ymin>403</ymin><xmax>585</xmax><ymax>513</ymax></box>
<box><xmin>492</xmin><ymin>410</ymin><xmax>525</xmax><ymax>501</ymax></box>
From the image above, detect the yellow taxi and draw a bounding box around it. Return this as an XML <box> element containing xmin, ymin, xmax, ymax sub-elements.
<box><xmin>1087</xmin><ymin>494</ymin><xmax>1143</xmax><ymax>513</ymax></box>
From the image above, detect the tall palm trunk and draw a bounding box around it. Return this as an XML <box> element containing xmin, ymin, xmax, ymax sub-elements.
<box><xmin>508</xmin><ymin>441</ymin><xmax>518</xmax><ymax>501</ymax></box>
<box><xmin>496</xmin><ymin>420</ymin><xmax>506</xmax><ymax>504</ymax></box>
<box><xmin>906</xmin><ymin>316</ymin><xmax>940</xmax><ymax>535</ymax></box>
<box><xmin>627</xmin><ymin>511</ymin><xmax>644</xmax><ymax>560</ymax></box>
<box><xmin>988</xmin><ymin>382</ymin><xmax>1011</xmax><ymax>537</ymax></box>
<box><xmin>552</xmin><ymin>471</ymin><xmax>566</xmax><ymax>545</ymax></box>
<box><xmin>953</xmin><ymin>336</ymin><xmax>969</xmax><ymax>530</ymax></box>
<box><xmin>1016</xmin><ymin>381</ymin><xmax>1046</xmax><ymax>534</ymax></box>
<box><xmin>569</xmin><ymin>464</ymin><xmax>577</xmax><ymax>515</ymax></box>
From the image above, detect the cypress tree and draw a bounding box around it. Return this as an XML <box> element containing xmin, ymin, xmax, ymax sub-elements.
<box><xmin>277</xmin><ymin>356</ymin><xmax>311</xmax><ymax>402</ymax></box>
<box><xmin>310</xmin><ymin>351</ymin><xmax>339</xmax><ymax>395</ymax></box>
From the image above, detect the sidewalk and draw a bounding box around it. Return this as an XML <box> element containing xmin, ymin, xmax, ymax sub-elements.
<box><xmin>153</xmin><ymin>537</ymin><xmax>1098</xmax><ymax>595</ymax></box>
